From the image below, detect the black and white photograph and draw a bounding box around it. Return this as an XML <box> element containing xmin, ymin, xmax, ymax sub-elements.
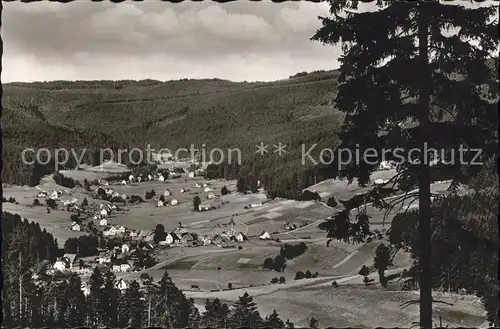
<box><xmin>1</xmin><ymin>0</ymin><xmax>498</xmax><ymax>328</ymax></box>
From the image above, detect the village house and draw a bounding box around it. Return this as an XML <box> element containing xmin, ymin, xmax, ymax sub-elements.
<box><xmin>378</xmin><ymin>161</ymin><xmax>393</xmax><ymax>170</ymax></box>
<box><xmin>158</xmin><ymin>174</ymin><xmax>165</xmax><ymax>182</ymax></box>
<box><xmin>37</xmin><ymin>191</ymin><xmax>47</xmax><ymax>198</ymax></box>
<box><xmin>137</xmin><ymin>176</ymin><xmax>142</xmax><ymax>182</ymax></box>
<box><xmin>187</xmin><ymin>171</ymin><xmax>195</xmax><ymax>178</ymax></box>
<box><xmin>116</xmin><ymin>225</ymin><xmax>126</xmax><ymax>234</ymax></box>
<box><xmin>170</xmin><ymin>198</ymin><xmax>179</xmax><ymax>206</ymax></box>
<box><xmin>98</xmin><ymin>255</ymin><xmax>111</xmax><ymax>264</ymax></box>
<box><xmin>207</xmin><ymin>192</ymin><xmax>216</xmax><ymax>199</ymax></box>
<box><xmin>112</xmin><ymin>264</ymin><xmax>121</xmax><ymax>273</ymax></box>
<box><xmin>71</xmin><ymin>222</ymin><xmax>81</xmax><ymax>231</ymax></box>
<box><xmin>159</xmin><ymin>233</ymin><xmax>175</xmax><ymax>245</ymax></box>
<box><xmin>157</xmin><ymin>200</ymin><xmax>164</xmax><ymax>207</ymax></box>
<box><xmin>163</xmin><ymin>189</ymin><xmax>171</xmax><ymax>197</ymax></box>
<box><xmin>259</xmin><ymin>231</ymin><xmax>271</xmax><ymax>240</ymax></box>
<box><xmin>235</xmin><ymin>232</ymin><xmax>246</xmax><ymax>242</ymax></box>
<box><xmin>115</xmin><ymin>279</ymin><xmax>128</xmax><ymax>291</ymax></box>
<box><xmin>99</xmin><ymin>218</ymin><xmax>108</xmax><ymax>226</ymax></box>
<box><xmin>53</xmin><ymin>259</ymin><xmax>67</xmax><ymax>272</ymax></box>
<box><xmin>204</xmin><ymin>187</ymin><xmax>213</xmax><ymax>192</ymax></box>
<box><xmin>50</xmin><ymin>190</ymin><xmax>59</xmax><ymax>200</ymax></box>
<box><xmin>199</xmin><ymin>235</ymin><xmax>212</xmax><ymax>246</ymax></box>
<box><xmin>285</xmin><ymin>222</ymin><xmax>297</xmax><ymax>231</ymax></box>
<box><xmin>198</xmin><ymin>204</ymin><xmax>212</xmax><ymax>211</ymax></box>
<box><xmin>121</xmin><ymin>243</ymin><xmax>130</xmax><ymax>254</ymax></box>
<box><xmin>180</xmin><ymin>188</ymin><xmax>187</xmax><ymax>194</ymax></box>
<box><xmin>250</xmin><ymin>202</ymin><xmax>263</xmax><ymax>208</ymax></box>
<box><xmin>100</xmin><ymin>208</ymin><xmax>109</xmax><ymax>217</ymax></box>
<box><xmin>103</xmin><ymin>226</ymin><xmax>118</xmax><ymax>236</ymax></box>
<box><xmin>195</xmin><ymin>183</ymin><xmax>202</xmax><ymax>188</ymax></box>
<box><xmin>129</xmin><ymin>174</ymin><xmax>135</xmax><ymax>182</ymax></box>
<box><xmin>120</xmin><ymin>262</ymin><xmax>133</xmax><ymax>272</ymax></box>
<box><xmin>129</xmin><ymin>230</ymin><xmax>138</xmax><ymax>238</ymax></box>
<box><xmin>81</xmin><ymin>282</ymin><xmax>91</xmax><ymax>296</ymax></box>
<box><xmin>121</xmin><ymin>180</ymin><xmax>127</xmax><ymax>185</ymax></box>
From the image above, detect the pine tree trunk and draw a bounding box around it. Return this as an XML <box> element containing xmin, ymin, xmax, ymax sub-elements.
<box><xmin>417</xmin><ymin>2</ymin><xmax>433</xmax><ymax>328</ymax></box>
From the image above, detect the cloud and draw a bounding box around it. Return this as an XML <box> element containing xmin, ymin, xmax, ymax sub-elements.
<box><xmin>1</xmin><ymin>1</ymin><xmax>339</xmax><ymax>82</ymax></box>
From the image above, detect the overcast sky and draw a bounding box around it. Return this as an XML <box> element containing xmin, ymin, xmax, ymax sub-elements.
<box><xmin>2</xmin><ymin>1</ymin><xmax>342</xmax><ymax>83</ymax></box>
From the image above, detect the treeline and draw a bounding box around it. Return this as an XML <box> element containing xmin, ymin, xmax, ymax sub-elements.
<box><xmin>204</xmin><ymin>161</ymin><xmax>336</xmax><ymax>200</ymax></box>
<box><xmin>390</xmin><ymin>187</ymin><xmax>499</xmax><ymax>325</ymax></box>
<box><xmin>263</xmin><ymin>242</ymin><xmax>308</xmax><ymax>272</ymax></box>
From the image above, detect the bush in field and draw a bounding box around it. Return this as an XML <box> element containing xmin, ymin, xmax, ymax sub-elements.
<box><xmin>294</xmin><ymin>271</ymin><xmax>305</xmax><ymax>280</ymax></box>
<box><xmin>270</xmin><ymin>277</ymin><xmax>279</xmax><ymax>284</ymax></box>
<box><xmin>279</xmin><ymin>276</ymin><xmax>286</xmax><ymax>284</ymax></box>
<box><xmin>221</xmin><ymin>185</ymin><xmax>230</xmax><ymax>195</ymax></box>
<box><xmin>33</xmin><ymin>198</ymin><xmax>41</xmax><ymax>206</ymax></box>
<box><xmin>327</xmin><ymin>196</ymin><xmax>338</xmax><ymax>207</ymax></box>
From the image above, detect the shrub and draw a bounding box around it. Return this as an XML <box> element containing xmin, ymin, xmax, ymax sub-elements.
<box><xmin>33</xmin><ymin>199</ymin><xmax>41</xmax><ymax>206</ymax></box>
<box><xmin>46</xmin><ymin>199</ymin><xmax>57</xmax><ymax>209</ymax></box>
<box><xmin>327</xmin><ymin>196</ymin><xmax>338</xmax><ymax>207</ymax></box>
<box><xmin>279</xmin><ymin>276</ymin><xmax>286</xmax><ymax>284</ymax></box>
<box><xmin>227</xmin><ymin>283</ymin><xmax>233</xmax><ymax>290</ymax></box>
<box><xmin>53</xmin><ymin>171</ymin><xmax>76</xmax><ymax>188</ymax></box>
<box><xmin>299</xmin><ymin>190</ymin><xmax>321</xmax><ymax>201</ymax></box>
<box><xmin>270</xmin><ymin>277</ymin><xmax>279</xmax><ymax>284</ymax></box>
<box><xmin>305</xmin><ymin>270</ymin><xmax>313</xmax><ymax>279</ymax></box>
<box><xmin>221</xmin><ymin>185</ymin><xmax>230</xmax><ymax>195</ymax></box>
<box><xmin>294</xmin><ymin>271</ymin><xmax>305</xmax><ymax>280</ymax></box>
<box><xmin>82</xmin><ymin>197</ymin><xmax>88</xmax><ymax>207</ymax></box>
<box><xmin>193</xmin><ymin>196</ymin><xmax>201</xmax><ymax>211</ymax></box>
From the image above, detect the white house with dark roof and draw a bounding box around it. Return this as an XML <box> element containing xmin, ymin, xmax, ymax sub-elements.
<box><xmin>259</xmin><ymin>231</ymin><xmax>271</xmax><ymax>240</ymax></box>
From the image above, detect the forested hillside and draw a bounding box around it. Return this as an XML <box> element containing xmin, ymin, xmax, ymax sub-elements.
<box><xmin>2</xmin><ymin>70</ymin><xmax>343</xmax><ymax>194</ymax></box>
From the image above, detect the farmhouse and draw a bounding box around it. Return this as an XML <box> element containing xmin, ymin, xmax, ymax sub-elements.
<box><xmin>53</xmin><ymin>260</ymin><xmax>66</xmax><ymax>272</ymax></box>
<box><xmin>81</xmin><ymin>282</ymin><xmax>91</xmax><ymax>296</ymax></box>
<box><xmin>235</xmin><ymin>232</ymin><xmax>247</xmax><ymax>242</ymax></box>
<box><xmin>98</xmin><ymin>255</ymin><xmax>111</xmax><ymax>264</ymax></box>
<box><xmin>115</xmin><ymin>279</ymin><xmax>128</xmax><ymax>291</ymax></box>
<box><xmin>285</xmin><ymin>222</ymin><xmax>297</xmax><ymax>230</ymax></box>
<box><xmin>121</xmin><ymin>180</ymin><xmax>127</xmax><ymax>185</ymax></box>
<box><xmin>112</xmin><ymin>264</ymin><xmax>121</xmax><ymax>273</ymax></box>
<box><xmin>37</xmin><ymin>191</ymin><xmax>48</xmax><ymax>198</ymax></box>
<box><xmin>378</xmin><ymin>161</ymin><xmax>393</xmax><ymax>170</ymax></box>
<box><xmin>259</xmin><ymin>231</ymin><xmax>271</xmax><ymax>240</ymax></box>
<box><xmin>129</xmin><ymin>230</ymin><xmax>138</xmax><ymax>238</ymax></box>
<box><xmin>204</xmin><ymin>187</ymin><xmax>213</xmax><ymax>192</ymax></box>
<box><xmin>100</xmin><ymin>209</ymin><xmax>109</xmax><ymax>217</ymax></box>
<box><xmin>250</xmin><ymin>202</ymin><xmax>263</xmax><ymax>208</ymax></box>
<box><xmin>207</xmin><ymin>192</ymin><xmax>216</xmax><ymax>199</ymax></box>
<box><xmin>195</xmin><ymin>183</ymin><xmax>202</xmax><ymax>188</ymax></box>
<box><xmin>374</xmin><ymin>178</ymin><xmax>386</xmax><ymax>185</ymax></box>
<box><xmin>137</xmin><ymin>176</ymin><xmax>142</xmax><ymax>182</ymax></box>
<box><xmin>157</xmin><ymin>200</ymin><xmax>164</xmax><ymax>207</ymax></box>
<box><xmin>170</xmin><ymin>199</ymin><xmax>179</xmax><ymax>206</ymax></box>
<box><xmin>199</xmin><ymin>235</ymin><xmax>212</xmax><ymax>246</ymax></box>
<box><xmin>163</xmin><ymin>189</ymin><xmax>171</xmax><ymax>197</ymax></box>
<box><xmin>120</xmin><ymin>263</ymin><xmax>132</xmax><ymax>272</ymax></box>
<box><xmin>129</xmin><ymin>174</ymin><xmax>135</xmax><ymax>182</ymax></box>
<box><xmin>103</xmin><ymin>226</ymin><xmax>117</xmax><ymax>236</ymax></box>
<box><xmin>99</xmin><ymin>218</ymin><xmax>108</xmax><ymax>226</ymax></box>
<box><xmin>164</xmin><ymin>233</ymin><xmax>175</xmax><ymax>245</ymax></box>
<box><xmin>50</xmin><ymin>191</ymin><xmax>59</xmax><ymax>200</ymax></box>
<box><xmin>116</xmin><ymin>225</ymin><xmax>126</xmax><ymax>234</ymax></box>
<box><xmin>121</xmin><ymin>243</ymin><xmax>130</xmax><ymax>254</ymax></box>
<box><xmin>158</xmin><ymin>174</ymin><xmax>165</xmax><ymax>182</ymax></box>
<box><xmin>187</xmin><ymin>171</ymin><xmax>195</xmax><ymax>178</ymax></box>
<box><xmin>71</xmin><ymin>222</ymin><xmax>81</xmax><ymax>231</ymax></box>
<box><xmin>172</xmin><ymin>224</ymin><xmax>188</xmax><ymax>236</ymax></box>
<box><xmin>198</xmin><ymin>204</ymin><xmax>212</xmax><ymax>211</ymax></box>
